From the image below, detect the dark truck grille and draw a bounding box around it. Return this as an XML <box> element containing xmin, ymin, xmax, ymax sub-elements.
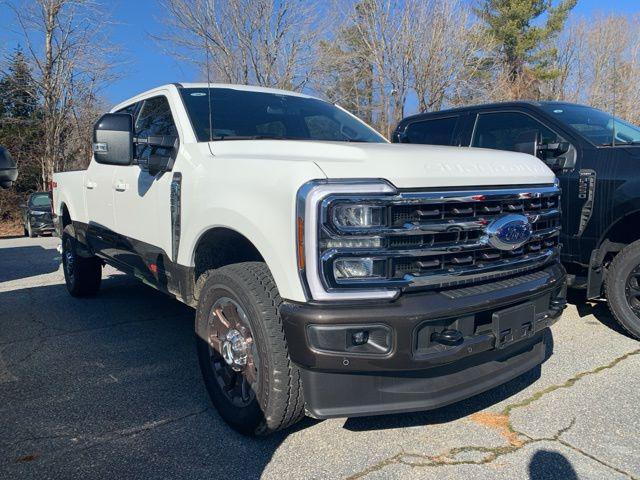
<box><xmin>385</xmin><ymin>189</ymin><xmax>560</xmax><ymax>288</ymax></box>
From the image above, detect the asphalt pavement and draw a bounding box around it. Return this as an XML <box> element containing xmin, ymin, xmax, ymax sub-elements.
<box><xmin>1</xmin><ymin>235</ymin><xmax>639</xmax><ymax>479</ymax></box>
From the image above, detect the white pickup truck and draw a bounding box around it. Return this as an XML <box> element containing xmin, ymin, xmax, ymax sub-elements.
<box><xmin>53</xmin><ymin>83</ymin><xmax>566</xmax><ymax>435</ymax></box>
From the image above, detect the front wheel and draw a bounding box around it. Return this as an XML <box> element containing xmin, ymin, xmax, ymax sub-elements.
<box><xmin>195</xmin><ymin>262</ymin><xmax>304</xmax><ymax>435</ymax></box>
<box><xmin>61</xmin><ymin>224</ymin><xmax>102</xmax><ymax>297</ymax></box>
<box><xmin>605</xmin><ymin>239</ymin><xmax>640</xmax><ymax>338</ymax></box>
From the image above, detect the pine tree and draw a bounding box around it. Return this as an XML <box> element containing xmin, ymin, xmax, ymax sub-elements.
<box><xmin>0</xmin><ymin>48</ymin><xmax>38</xmax><ymax>119</ymax></box>
<box><xmin>0</xmin><ymin>48</ymin><xmax>44</xmax><ymax>194</ymax></box>
<box><xmin>475</xmin><ymin>0</ymin><xmax>577</xmax><ymax>96</ymax></box>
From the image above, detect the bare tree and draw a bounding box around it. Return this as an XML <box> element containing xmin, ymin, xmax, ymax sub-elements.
<box><xmin>326</xmin><ymin>0</ymin><xmax>414</xmax><ymax>137</ymax></box>
<box><xmin>7</xmin><ymin>0</ymin><xmax>120</xmax><ymax>185</ymax></box>
<box><xmin>158</xmin><ymin>0</ymin><xmax>323</xmax><ymax>91</ymax></box>
<box><xmin>544</xmin><ymin>14</ymin><xmax>640</xmax><ymax>124</ymax></box>
<box><xmin>410</xmin><ymin>0</ymin><xmax>490</xmax><ymax>112</ymax></box>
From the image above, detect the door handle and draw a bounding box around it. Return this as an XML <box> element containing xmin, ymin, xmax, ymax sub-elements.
<box><xmin>114</xmin><ymin>182</ymin><xmax>129</xmax><ymax>192</ymax></box>
<box><xmin>85</xmin><ymin>180</ymin><xmax>97</xmax><ymax>190</ymax></box>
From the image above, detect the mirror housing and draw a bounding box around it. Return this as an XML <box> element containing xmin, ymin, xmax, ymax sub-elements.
<box><xmin>538</xmin><ymin>141</ymin><xmax>576</xmax><ymax>171</ymax></box>
<box><xmin>93</xmin><ymin>113</ymin><xmax>134</xmax><ymax>165</ymax></box>
<box><xmin>0</xmin><ymin>146</ymin><xmax>18</xmax><ymax>189</ymax></box>
<box><xmin>139</xmin><ymin>135</ymin><xmax>178</xmax><ymax>176</ymax></box>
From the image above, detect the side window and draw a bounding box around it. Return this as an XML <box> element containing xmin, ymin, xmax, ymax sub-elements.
<box><xmin>116</xmin><ymin>103</ymin><xmax>138</xmax><ymax>116</ymax></box>
<box><xmin>403</xmin><ymin>117</ymin><xmax>459</xmax><ymax>146</ymax></box>
<box><xmin>134</xmin><ymin>96</ymin><xmax>178</xmax><ymax>161</ymax></box>
<box><xmin>472</xmin><ymin>112</ymin><xmax>560</xmax><ymax>151</ymax></box>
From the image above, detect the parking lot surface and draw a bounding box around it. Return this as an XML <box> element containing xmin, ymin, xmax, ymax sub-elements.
<box><xmin>1</xmin><ymin>236</ymin><xmax>639</xmax><ymax>479</ymax></box>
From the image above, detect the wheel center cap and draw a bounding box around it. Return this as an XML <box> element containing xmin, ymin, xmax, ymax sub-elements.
<box><xmin>221</xmin><ymin>329</ymin><xmax>248</xmax><ymax>370</ymax></box>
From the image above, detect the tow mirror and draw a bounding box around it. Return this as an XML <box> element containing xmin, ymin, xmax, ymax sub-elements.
<box><xmin>0</xmin><ymin>146</ymin><xmax>18</xmax><ymax>189</ymax></box>
<box><xmin>93</xmin><ymin>113</ymin><xmax>134</xmax><ymax>165</ymax></box>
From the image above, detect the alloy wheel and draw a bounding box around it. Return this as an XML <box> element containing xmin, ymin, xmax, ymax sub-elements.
<box><xmin>206</xmin><ymin>297</ymin><xmax>259</xmax><ymax>407</ymax></box>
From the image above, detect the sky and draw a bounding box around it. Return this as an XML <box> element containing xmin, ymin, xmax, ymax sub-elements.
<box><xmin>1</xmin><ymin>0</ymin><xmax>639</xmax><ymax>108</ymax></box>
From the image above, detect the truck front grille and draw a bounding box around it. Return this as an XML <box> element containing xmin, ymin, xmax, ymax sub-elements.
<box><xmin>320</xmin><ymin>185</ymin><xmax>561</xmax><ymax>290</ymax></box>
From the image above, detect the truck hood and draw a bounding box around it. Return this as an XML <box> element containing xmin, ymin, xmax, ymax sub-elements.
<box><xmin>208</xmin><ymin>140</ymin><xmax>555</xmax><ymax>189</ymax></box>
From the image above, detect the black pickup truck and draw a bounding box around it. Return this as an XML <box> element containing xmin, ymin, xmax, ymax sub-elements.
<box><xmin>393</xmin><ymin>101</ymin><xmax>640</xmax><ymax>338</ymax></box>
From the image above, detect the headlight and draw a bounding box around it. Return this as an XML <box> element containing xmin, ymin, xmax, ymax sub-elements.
<box><xmin>332</xmin><ymin>204</ymin><xmax>385</xmax><ymax>229</ymax></box>
<box><xmin>31</xmin><ymin>211</ymin><xmax>46</xmax><ymax>216</ymax></box>
<box><xmin>296</xmin><ymin>179</ymin><xmax>399</xmax><ymax>301</ymax></box>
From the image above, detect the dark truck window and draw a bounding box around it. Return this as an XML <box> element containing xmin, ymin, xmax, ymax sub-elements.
<box><xmin>179</xmin><ymin>87</ymin><xmax>386</xmax><ymax>143</ymax></box>
<box><xmin>472</xmin><ymin>112</ymin><xmax>561</xmax><ymax>151</ymax></box>
<box><xmin>403</xmin><ymin>116</ymin><xmax>458</xmax><ymax>146</ymax></box>
<box><xmin>539</xmin><ymin>103</ymin><xmax>640</xmax><ymax>146</ymax></box>
<box><xmin>134</xmin><ymin>96</ymin><xmax>178</xmax><ymax>160</ymax></box>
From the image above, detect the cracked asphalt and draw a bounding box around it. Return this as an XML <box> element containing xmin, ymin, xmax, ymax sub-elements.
<box><xmin>1</xmin><ymin>236</ymin><xmax>639</xmax><ymax>480</ymax></box>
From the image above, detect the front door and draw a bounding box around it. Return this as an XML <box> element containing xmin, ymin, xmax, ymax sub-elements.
<box><xmin>112</xmin><ymin>94</ymin><xmax>180</xmax><ymax>284</ymax></box>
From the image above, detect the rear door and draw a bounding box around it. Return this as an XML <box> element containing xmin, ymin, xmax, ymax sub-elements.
<box><xmin>84</xmin><ymin>157</ymin><xmax>117</xmax><ymax>255</ymax></box>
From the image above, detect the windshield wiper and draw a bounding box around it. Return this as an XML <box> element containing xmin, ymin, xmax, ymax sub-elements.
<box><xmin>210</xmin><ymin>135</ymin><xmax>294</xmax><ymax>141</ymax></box>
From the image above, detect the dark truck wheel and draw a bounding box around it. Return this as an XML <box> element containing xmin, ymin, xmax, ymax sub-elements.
<box><xmin>605</xmin><ymin>239</ymin><xmax>640</xmax><ymax>338</ymax></box>
<box><xmin>61</xmin><ymin>224</ymin><xmax>102</xmax><ymax>297</ymax></box>
<box><xmin>195</xmin><ymin>262</ymin><xmax>304</xmax><ymax>435</ymax></box>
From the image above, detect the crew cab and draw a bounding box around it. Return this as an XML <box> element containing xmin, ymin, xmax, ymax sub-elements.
<box><xmin>53</xmin><ymin>84</ymin><xmax>566</xmax><ymax>435</ymax></box>
<box><xmin>394</xmin><ymin>101</ymin><xmax>640</xmax><ymax>338</ymax></box>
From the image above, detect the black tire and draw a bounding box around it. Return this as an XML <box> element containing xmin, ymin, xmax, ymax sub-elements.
<box><xmin>23</xmin><ymin>226</ymin><xmax>29</xmax><ymax>237</ymax></box>
<box><xmin>605</xmin><ymin>239</ymin><xmax>640</xmax><ymax>339</ymax></box>
<box><xmin>195</xmin><ymin>262</ymin><xmax>305</xmax><ymax>435</ymax></box>
<box><xmin>61</xmin><ymin>224</ymin><xmax>102</xmax><ymax>297</ymax></box>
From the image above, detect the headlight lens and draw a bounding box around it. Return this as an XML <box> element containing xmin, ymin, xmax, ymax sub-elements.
<box><xmin>332</xmin><ymin>204</ymin><xmax>385</xmax><ymax>229</ymax></box>
<box><xmin>333</xmin><ymin>257</ymin><xmax>386</xmax><ymax>279</ymax></box>
<box><xmin>31</xmin><ymin>211</ymin><xmax>46</xmax><ymax>216</ymax></box>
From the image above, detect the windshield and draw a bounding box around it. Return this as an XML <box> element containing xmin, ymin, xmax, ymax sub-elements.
<box><xmin>30</xmin><ymin>193</ymin><xmax>51</xmax><ymax>208</ymax></box>
<box><xmin>179</xmin><ymin>87</ymin><xmax>386</xmax><ymax>143</ymax></box>
<box><xmin>540</xmin><ymin>104</ymin><xmax>640</xmax><ymax>146</ymax></box>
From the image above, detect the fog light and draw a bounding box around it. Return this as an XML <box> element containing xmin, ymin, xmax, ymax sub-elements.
<box><xmin>333</xmin><ymin>258</ymin><xmax>385</xmax><ymax>279</ymax></box>
<box><xmin>351</xmin><ymin>330</ymin><xmax>369</xmax><ymax>346</ymax></box>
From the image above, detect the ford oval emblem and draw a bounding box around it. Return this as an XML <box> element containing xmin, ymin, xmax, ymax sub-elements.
<box><xmin>484</xmin><ymin>214</ymin><xmax>532</xmax><ymax>251</ymax></box>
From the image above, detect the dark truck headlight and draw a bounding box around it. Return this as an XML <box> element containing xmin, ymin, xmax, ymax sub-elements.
<box><xmin>296</xmin><ymin>179</ymin><xmax>400</xmax><ymax>301</ymax></box>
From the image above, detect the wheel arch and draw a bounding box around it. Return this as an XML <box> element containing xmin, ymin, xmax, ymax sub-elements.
<box><xmin>190</xmin><ymin>226</ymin><xmax>267</xmax><ymax>300</ymax></box>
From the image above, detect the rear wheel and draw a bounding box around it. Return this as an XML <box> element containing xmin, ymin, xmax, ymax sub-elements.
<box><xmin>605</xmin><ymin>239</ymin><xmax>640</xmax><ymax>338</ymax></box>
<box><xmin>195</xmin><ymin>262</ymin><xmax>305</xmax><ymax>435</ymax></box>
<box><xmin>61</xmin><ymin>224</ymin><xmax>102</xmax><ymax>297</ymax></box>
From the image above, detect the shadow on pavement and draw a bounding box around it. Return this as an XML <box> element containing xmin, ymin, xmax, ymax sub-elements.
<box><xmin>0</xmin><ymin>276</ymin><xmax>300</xmax><ymax>479</ymax></box>
<box><xmin>567</xmin><ymin>289</ymin><xmax>633</xmax><ymax>338</ymax></box>
<box><xmin>0</xmin><ymin>244</ymin><xmax>61</xmax><ymax>282</ymax></box>
<box><xmin>528</xmin><ymin>449</ymin><xmax>578</xmax><ymax>480</ymax></box>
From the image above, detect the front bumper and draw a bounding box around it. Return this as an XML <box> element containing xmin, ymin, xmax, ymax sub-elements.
<box><xmin>29</xmin><ymin>215</ymin><xmax>54</xmax><ymax>234</ymax></box>
<box><xmin>280</xmin><ymin>263</ymin><xmax>566</xmax><ymax>418</ymax></box>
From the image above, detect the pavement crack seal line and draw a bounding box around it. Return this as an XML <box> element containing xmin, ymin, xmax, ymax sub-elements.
<box><xmin>345</xmin><ymin>348</ymin><xmax>640</xmax><ymax>480</ymax></box>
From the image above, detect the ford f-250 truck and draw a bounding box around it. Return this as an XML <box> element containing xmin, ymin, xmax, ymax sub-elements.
<box><xmin>52</xmin><ymin>83</ymin><xmax>566</xmax><ymax>435</ymax></box>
